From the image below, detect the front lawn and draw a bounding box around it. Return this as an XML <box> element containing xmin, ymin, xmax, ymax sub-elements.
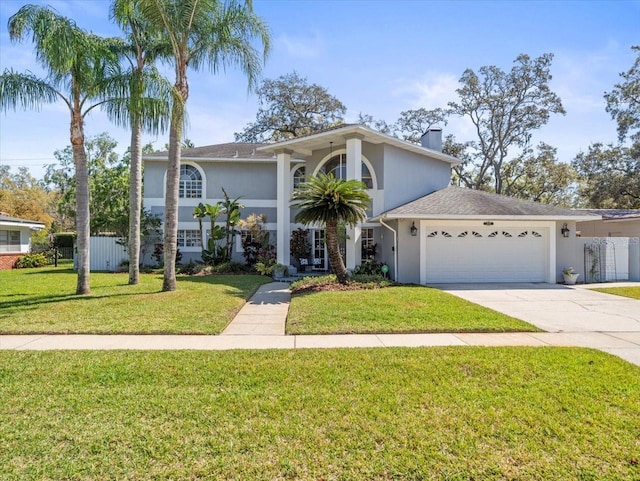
<box><xmin>287</xmin><ymin>285</ymin><xmax>538</xmax><ymax>334</ymax></box>
<box><xmin>1</xmin><ymin>348</ymin><xmax>638</xmax><ymax>480</ymax></box>
<box><xmin>592</xmin><ymin>286</ymin><xmax>640</xmax><ymax>300</ymax></box>
<box><xmin>0</xmin><ymin>267</ymin><xmax>269</xmax><ymax>334</ymax></box>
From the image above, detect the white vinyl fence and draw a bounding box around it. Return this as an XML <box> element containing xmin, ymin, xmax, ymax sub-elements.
<box><xmin>74</xmin><ymin>236</ymin><xmax>127</xmax><ymax>272</ymax></box>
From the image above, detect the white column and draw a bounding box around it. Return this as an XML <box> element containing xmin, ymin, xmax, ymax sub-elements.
<box><xmin>345</xmin><ymin>135</ymin><xmax>364</xmax><ymax>269</ymax></box>
<box><xmin>276</xmin><ymin>149</ymin><xmax>292</xmax><ymax>266</ymax></box>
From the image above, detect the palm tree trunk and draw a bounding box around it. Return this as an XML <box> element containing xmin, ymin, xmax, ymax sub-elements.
<box><xmin>162</xmin><ymin>102</ymin><xmax>183</xmax><ymax>292</ymax></box>
<box><xmin>128</xmin><ymin>121</ymin><xmax>143</xmax><ymax>285</ymax></box>
<box><xmin>72</xmin><ymin>109</ymin><xmax>90</xmax><ymax>295</ymax></box>
<box><xmin>326</xmin><ymin>220</ymin><xmax>348</xmax><ymax>284</ymax></box>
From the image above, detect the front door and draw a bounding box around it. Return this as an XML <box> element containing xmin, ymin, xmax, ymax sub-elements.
<box><xmin>312</xmin><ymin>229</ymin><xmax>328</xmax><ymax>270</ymax></box>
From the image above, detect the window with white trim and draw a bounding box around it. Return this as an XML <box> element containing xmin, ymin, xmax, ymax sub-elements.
<box><xmin>293</xmin><ymin>166</ymin><xmax>305</xmax><ymax>189</ymax></box>
<box><xmin>0</xmin><ymin>230</ymin><xmax>20</xmax><ymax>252</ymax></box>
<box><xmin>361</xmin><ymin>228</ymin><xmax>375</xmax><ymax>261</ymax></box>
<box><xmin>177</xmin><ymin>229</ymin><xmax>201</xmax><ymax>247</ymax></box>
<box><xmin>179</xmin><ymin>164</ymin><xmax>202</xmax><ymax>198</ymax></box>
<box><xmin>235</xmin><ymin>229</ymin><xmax>255</xmax><ymax>253</ymax></box>
<box><xmin>321</xmin><ymin>154</ymin><xmax>373</xmax><ymax>189</ymax></box>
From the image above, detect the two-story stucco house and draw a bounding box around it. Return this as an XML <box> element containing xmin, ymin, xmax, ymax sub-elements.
<box><xmin>143</xmin><ymin>124</ymin><xmax>599</xmax><ymax>284</ymax></box>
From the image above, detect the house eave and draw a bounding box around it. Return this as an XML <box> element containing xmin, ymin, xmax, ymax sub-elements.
<box><xmin>256</xmin><ymin>125</ymin><xmax>461</xmax><ymax>165</ymax></box>
<box><xmin>0</xmin><ymin>220</ymin><xmax>45</xmax><ymax>229</ymax></box>
<box><xmin>601</xmin><ymin>217</ymin><xmax>640</xmax><ymax>223</ymax></box>
<box><xmin>142</xmin><ymin>155</ymin><xmax>305</xmax><ymax>164</ymax></box>
<box><xmin>371</xmin><ymin>214</ymin><xmax>602</xmax><ymax>222</ymax></box>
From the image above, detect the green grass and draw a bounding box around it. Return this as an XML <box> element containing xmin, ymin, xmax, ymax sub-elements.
<box><xmin>592</xmin><ymin>286</ymin><xmax>640</xmax><ymax>300</ymax></box>
<box><xmin>287</xmin><ymin>286</ymin><xmax>539</xmax><ymax>334</ymax></box>
<box><xmin>0</xmin><ymin>266</ymin><xmax>269</xmax><ymax>334</ymax></box>
<box><xmin>0</xmin><ymin>348</ymin><xmax>638</xmax><ymax>480</ymax></box>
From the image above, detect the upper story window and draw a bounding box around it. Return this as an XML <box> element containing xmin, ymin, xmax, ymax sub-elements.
<box><xmin>0</xmin><ymin>230</ymin><xmax>20</xmax><ymax>253</ymax></box>
<box><xmin>293</xmin><ymin>166</ymin><xmax>306</xmax><ymax>189</ymax></box>
<box><xmin>320</xmin><ymin>154</ymin><xmax>373</xmax><ymax>189</ymax></box>
<box><xmin>179</xmin><ymin>164</ymin><xmax>202</xmax><ymax>198</ymax></box>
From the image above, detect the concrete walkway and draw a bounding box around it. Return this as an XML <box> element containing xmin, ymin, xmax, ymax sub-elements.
<box><xmin>221</xmin><ymin>282</ymin><xmax>289</xmax><ymax>335</ymax></box>
<box><xmin>2</xmin><ymin>332</ymin><xmax>639</xmax><ymax>365</ymax></box>
<box><xmin>1</xmin><ymin>281</ymin><xmax>640</xmax><ymax>366</ymax></box>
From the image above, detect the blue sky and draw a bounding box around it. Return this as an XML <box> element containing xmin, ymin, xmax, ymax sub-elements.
<box><xmin>0</xmin><ymin>0</ymin><xmax>638</xmax><ymax>179</ymax></box>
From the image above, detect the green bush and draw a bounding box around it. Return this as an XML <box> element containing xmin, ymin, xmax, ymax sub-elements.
<box><xmin>210</xmin><ymin>261</ymin><xmax>252</xmax><ymax>274</ymax></box>
<box><xmin>53</xmin><ymin>233</ymin><xmax>75</xmax><ymax>248</ymax></box>
<box><xmin>349</xmin><ymin>274</ymin><xmax>395</xmax><ymax>288</ymax></box>
<box><xmin>352</xmin><ymin>259</ymin><xmax>386</xmax><ymax>276</ymax></box>
<box><xmin>290</xmin><ymin>274</ymin><xmax>338</xmax><ymax>291</ymax></box>
<box><xmin>179</xmin><ymin>259</ymin><xmax>205</xmax><ymax>275</ymax></box>
<box><xmin>14</xmin><ymin>253</ymin><xmax>49</xmax><ymax>269</ymax></box>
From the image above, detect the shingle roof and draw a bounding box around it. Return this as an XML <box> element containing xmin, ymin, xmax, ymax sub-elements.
<box><xmin>381</xmin><ymin>186</ymin><xmax>600</xmax><ymax>218</ymax></box>
<box><xmin>144</xmin><ymin>142</ymin><xmax>274</xmax><ymax>160</ymax></box>
<box><xmin>0</xmin><ymin>214</ymin><xmax>45</xmax><ymax>225</ymax></box>
<box><xmin>580</xmin><ymin>209</ymin><xmax>640</xmax><ymax>220</ymax></box>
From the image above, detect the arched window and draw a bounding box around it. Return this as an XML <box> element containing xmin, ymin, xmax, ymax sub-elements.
<box><xmin>179</xmin><ymin>164</ymin><xmax>202</xmax><ymax>198</ymax></box>
<box><xmin>320</xmin><ymin>154</ymin><xmax>373</xmax><ymax>189</ymax></box>
<box><xmin>293</xmin><ymin>166</ymin><xmax>305</xmax><ymax>189</ymax></box>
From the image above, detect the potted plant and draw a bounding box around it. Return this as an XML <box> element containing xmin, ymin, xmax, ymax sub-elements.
<box><xmin>272</xmin><ymin>263</ymin><xmax>289</xmax><ymax>279</ymax></box>
<box><xmin>562</xmin><ymin>267</ymin><xmax>579</xmax><ymax>285</ymax></box>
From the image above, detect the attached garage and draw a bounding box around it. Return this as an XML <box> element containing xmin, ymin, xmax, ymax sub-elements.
<box><xmin>422</xmin><ymin>224</ymin><xmax>550</xmax><ymax>283</ymax></box>
<box><xmin>375</xmin><ymin>186</ymin><xmax>600</xmax><ymax>284</ymax></box>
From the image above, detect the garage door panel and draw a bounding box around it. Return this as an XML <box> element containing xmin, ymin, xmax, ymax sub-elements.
<box><xmin>424</xmin><ymin>227</ymin><xmax>548</xmax><ymax>283</ymax></box>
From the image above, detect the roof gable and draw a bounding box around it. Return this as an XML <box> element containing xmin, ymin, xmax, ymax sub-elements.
<box><xmin>256</xmin><ymin>124</ymin><xmax>460</xmax><ymax>165</ymax></box>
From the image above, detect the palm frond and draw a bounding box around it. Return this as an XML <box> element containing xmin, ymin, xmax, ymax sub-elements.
<box><xmin>291</xmin><ymin>173</ymin><xmax>371</xmax><ymax>227</ymax></box>
<box><xmin>0</xmin><ymin>69</ymin><xmax>63</xmax><ymax>112</ymax></box>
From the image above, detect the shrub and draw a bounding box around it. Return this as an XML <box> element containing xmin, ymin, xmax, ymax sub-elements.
<box><xmin>14</xmin><ymin>253</ymin><xmax>48</xmax><ymax>269</ymax></box>
<box><xmin>290</xmin><ymin>273</ymin><xmax>394</xmax><ymax>293</ymax></box>
<box><xmin>210</xmin><ymin>261</ymin><xmax>252</xmax><ymax>274</ymax></box>
<box><xmin>179</xmin><ymin>259</ymin><xmax>205</xmax><ymax>275</ymax></box>
<box><xmin>290</xmin><ymin>274</ymin><xmax>338</xmax><ymax>291</ymax></box>
<box><xmin>353</xmin><ymin>259</ymin><xmax>386</xmax><ymax>276</ymax></box>
<box><xmin>152</xmin><ymin>244</ymin><xmax>182</xmax><ymax>267</ymax></box>
<box><xmin>350</xmin><ymin>274</ymin><xmax>395</xmax><ymax>288</ymax></box>
<box><xmin>290</xmin><ymin>228</ymin><xmax>311</xmax><ymax>267</ymax></box>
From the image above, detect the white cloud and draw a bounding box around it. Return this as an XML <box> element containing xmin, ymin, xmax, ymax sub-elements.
<box><xmin>392</xmin><ymin>72</ymin><xmax>459</xmax><ymax>111</ymax></box>
<box><xmin>275</xmin><ymin>32</ymin><xmax>324</xmax><ymax>59</ymax></box>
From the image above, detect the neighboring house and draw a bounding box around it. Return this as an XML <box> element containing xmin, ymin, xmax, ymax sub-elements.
<box><xmin>142</xmin><ymin>124</ymin><xmax>600</xmax><ymax>283</ymax></box>
<box><xmin>576</xmin><ymin>209</ymin><xmax>640</xmax><ymax>238</ymax></box>
<box><xmin>0</xmin><ymin>213</ymin><xmax>45</xmax><ymax>269</ymax></box>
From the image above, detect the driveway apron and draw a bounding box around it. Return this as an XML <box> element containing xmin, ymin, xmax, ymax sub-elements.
<box><xmin>435</xmin><ymin>282</ymin><xmax>640</xmax><ymax>333</ymax></box>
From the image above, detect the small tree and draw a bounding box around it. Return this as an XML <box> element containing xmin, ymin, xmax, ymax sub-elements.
<box><xmin>290</xmin><ymin>228</ymin><xmax>311</xmax><ymax>268</ymax></box>
<box><xmin>238</xmin><ymin>213</ymin><xmax>270</xmax><ymax>267</ymax></box>
<box><xmin>291</xmin><ymin>174</ymin><xmax>371</xmax><ymax>284</ymax></box>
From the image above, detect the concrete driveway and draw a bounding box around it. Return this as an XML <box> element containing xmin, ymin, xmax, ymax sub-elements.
<box><xmin>436</xmin><ymin>282</ymin><xmax>640</xmax><ymax>333</ymax></box>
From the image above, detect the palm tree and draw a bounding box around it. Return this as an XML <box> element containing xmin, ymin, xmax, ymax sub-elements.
<box><xmin>1</xmin><ymin>5</ymin><xmax>120</xmax><ymax>295</ymax></box>
<box><xmin>137</xmin><ymin>0</ymin><xmax>271</xmax><ymax>291</ymax></box>
<box><xmin>109</xmin><ymin>0</ymin><xmax>173</xmax><ymax>285</ymax></box>
<box><xmin>193</xmin><ymin>202</ymin><xmax>207</xmax><ymax>249</ymax></box>
<box><xmin>291</xmin><ymin>174</ymin><xmax>371</xmax><ymax>284</ymax></box>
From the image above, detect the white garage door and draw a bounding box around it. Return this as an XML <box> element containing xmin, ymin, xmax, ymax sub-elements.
<box><xmin>424</xmin><ymin>227</ymin><xmax>548</xmax><ymax>283</ymax></box>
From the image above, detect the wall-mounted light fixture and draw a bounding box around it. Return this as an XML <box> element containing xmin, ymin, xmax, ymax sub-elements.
<box><xmin>410</xmin><ymin>221</ymin><xmax>418</xmax><ymax>236</ymax></box>
<box><xmin>561</xmin><ymin>223</ymin><xmax>570</xmax><ymax>238</ymax></box>
<box><xmin>483</xmin><ymin>221</ymin><xmax>494</xmax><ymax>226</ymax></box>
